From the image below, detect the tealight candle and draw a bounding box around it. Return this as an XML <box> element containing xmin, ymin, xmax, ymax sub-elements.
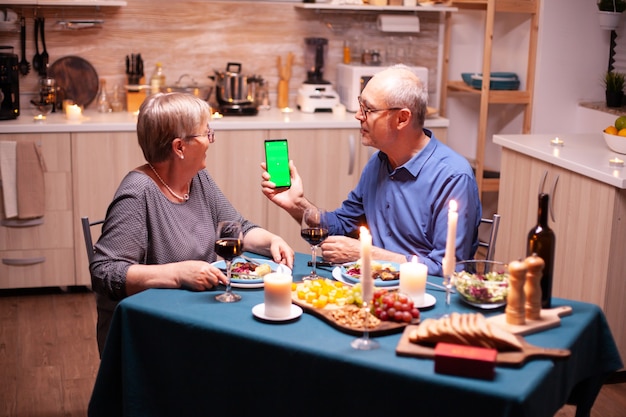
<box><xmin>442</xmin><ymin>200</ymin><xmax>458</xmax><ymax>277</ymax></box>
<box><xmin>263</xmin><ymin>273</ymin><xmax>293</xmax><ymax>318</ymax></box>
<box><xmin>66</xmin><ymin>104</ymin><xmax>82</xmax><ymax>121</ymax></box>
<box><xmin>550</xmin><ymin>137</ymin><xmax>564</xmax><ymax>146</ymax></box>
<box><xmin>33</xmin><ymin>114</ymin><xmax>46</xmax><ymax>123</ymax></box>
<box><xmin>400</xmin><ymin>255</ymin><xmax>428</xmax><ymax>305</ymax></box>
<box><xmin>609</xmin><ymin>157</ymin><xmax>625</xmax><ymax>167</ymax></box>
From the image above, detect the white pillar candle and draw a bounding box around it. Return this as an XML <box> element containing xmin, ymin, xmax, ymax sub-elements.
<box><xmin>360</xmin><ymin>226</ymin><xmax>373</xmax><ymax>306</ymax></box>
<box><xmin>263</xmin><ymin>273</ymin><xmax>293</xmax><ymax>318</ymax></box>
<box><xmin>400</xmin><ymin>255</ymin><xmax>428</xmax><ymax>305</ymax></box>
<box><xmin>65</xmin><ymin>104</ymin><xmax>82</xmax><ymax>121</ymax></box>
<box><xmin>443</xmin><ymin>200</ymin><xmax>458</xmax><ymax>277</ymax></box>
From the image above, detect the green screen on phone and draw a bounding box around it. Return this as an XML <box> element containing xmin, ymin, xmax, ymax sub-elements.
<box><xmin>265</xmin><ymin>139</ymin><xmax>291</xmax><ymax>189</ymax></box>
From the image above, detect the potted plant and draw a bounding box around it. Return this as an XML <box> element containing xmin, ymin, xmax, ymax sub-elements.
<box><xmin>598</xmin><ymin>0</ymin><xmax>626</xmax><ymax>30</ymax></box>
<box><xmin>603</xmin><ymin>70</ymin><xmax>625</xmax><ymax>107</ymax></box>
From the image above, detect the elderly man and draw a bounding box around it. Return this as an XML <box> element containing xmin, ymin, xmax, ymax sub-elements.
<box><xmin>261</xmin><ymin>64</ymin><xmax>481</xmax><ymax>276</ymax></box>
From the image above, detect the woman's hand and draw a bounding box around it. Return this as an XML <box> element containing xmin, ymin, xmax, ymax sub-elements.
<box><xmin>268</xmin><ymin>236</ymin><xmax>295</xmax><ymax>270</ymax></box>
<box><xmin>175</xmin><ymin>260</ymin><xmax>228</xmax><ymax>291</ymax></box>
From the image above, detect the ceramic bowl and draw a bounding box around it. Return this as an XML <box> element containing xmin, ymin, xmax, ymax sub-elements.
<box><xmin>453</xmin><ymin>260</ymin><xmax>509</xmax><ymax>309</ymax></box>
<box><xmin>603</xmin><ymin>132</ymin><xmax>626</xmax><ymax>154</ymax></box>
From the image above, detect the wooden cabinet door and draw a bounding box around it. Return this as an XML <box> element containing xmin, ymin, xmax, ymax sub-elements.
<box><xmin>204</xmin><ymin>130</ymin><xmax>269</xmax><ymax>228</ymax></box>
<box><xmin>265</xmin><ymin>128</ymin><xmax>362</xmax><ymax>253</ymax></box>
<box><xmin>72</xmin><ymin>131</ymin><xmax>145</xmax><ymax>286</ymax></box>
<box><xmin>0</xmin><ymin>133</ymin><xmax>74</xmax><ymax>288</ymax></box>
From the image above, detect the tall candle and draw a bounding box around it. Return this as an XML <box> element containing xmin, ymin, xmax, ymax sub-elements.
<box><xmin>400</xmin><ymin>255</ymin><xmax>428</xmax><ymax>305</ymax></box>
<box><xmin>263</xmin><ymin>272</ymin><xmax>293</xmax><ymax>318</ymax></box>
<box><xmin>360</xmin><ymin>226</ymin><xmax>373</xmax><ymax>306</ymax></box>
<box><xmin>443</xmin><ymin>200</ymin><xmax>458</xmax><ymax>277</ymax></box>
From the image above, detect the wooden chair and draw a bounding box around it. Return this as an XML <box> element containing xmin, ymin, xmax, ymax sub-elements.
<box><xmin>477</xmin><ymin>213</ymin><xmax>501</xmax><ymax>261</ymax></box>
<box><xmin>81</xmin><ymin>217</ymin><xmax>104</xmax><ymax>264</ymax></box>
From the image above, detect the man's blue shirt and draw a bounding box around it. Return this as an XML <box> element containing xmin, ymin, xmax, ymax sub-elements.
<box><xmin>325</xmin><ymin>129</ymin><xmax>482</xmax><ymax>276</ymax></box>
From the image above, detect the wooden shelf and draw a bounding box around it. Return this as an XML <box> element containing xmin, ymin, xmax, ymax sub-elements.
<box><xmin>440</xmin><ymin>0</ymin><xmax>540</xmax><ymax>197</ymax></box>
<box><xmin>0</xmin><ymin>1</ymin><xmax>126</xmax><ymax>6</ymax></box>
<box><xmin>295</xmin><ymin>3</ymin><xmax>458</xmax><ymax>12</ymax></box>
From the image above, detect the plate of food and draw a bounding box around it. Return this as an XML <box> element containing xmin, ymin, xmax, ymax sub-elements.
<box><xmin>341</xmin><ymin>261</ymin><xmax>400</xmax><ymax>288</ymax></box>
<box><xmin>211</xmin><ymin>257</ymin><xmax>285</xmax><ymax>288</ymax></box>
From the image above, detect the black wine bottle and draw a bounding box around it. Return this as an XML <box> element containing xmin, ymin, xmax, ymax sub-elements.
<box><xmin>526</xmin><ymin>193</ymin><xmax>555</xmax><ymax>308</ymax></box>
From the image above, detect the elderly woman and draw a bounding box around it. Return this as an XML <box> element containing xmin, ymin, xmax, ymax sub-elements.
<box><xmin>91</xmin><ymin>92</ymin><xmax>294</xmax><ymax>354</ymax></box>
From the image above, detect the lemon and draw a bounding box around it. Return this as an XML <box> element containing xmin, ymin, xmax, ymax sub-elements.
<box><xmin>615</xmin><ymin>116</ymin><xmax>626</xmax><ymax>130</ymax></box>
<box><xmin>618</xmin><ymin>128</ymin><xmax>626</xmax><ymax>137</ymax></box>
<box><xmin>605</xmin><ymin>125</ymin><xmax>618</xmax><ymax>135</ymax></box>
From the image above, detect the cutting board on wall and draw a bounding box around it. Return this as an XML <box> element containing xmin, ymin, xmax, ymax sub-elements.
<box><xmin>48</xmin><ymin>56</ymin><xmax>99</xmax><ymax>108</ymax></box>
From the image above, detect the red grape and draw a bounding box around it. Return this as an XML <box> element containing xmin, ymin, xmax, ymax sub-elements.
<box><xmin>370</xmin><ymin>289</ymin><xmax>420</xmax><ymax>323</ymax></box>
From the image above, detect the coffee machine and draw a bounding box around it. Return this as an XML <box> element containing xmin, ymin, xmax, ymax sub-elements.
<box><xmin>296</xmin><ymin>37</ymin><xmax>340</xmax><ymax>113</ymax></box>
<box><xmin>0</xmin><ymin>46</ymin><xmax>20</xmax><ymax>120</ymax></box>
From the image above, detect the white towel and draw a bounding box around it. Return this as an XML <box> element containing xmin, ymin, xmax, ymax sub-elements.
<box><xmin>0</xmin><ymin>141</ymin><xmax>18</xmax><ymax>219</ymax></box>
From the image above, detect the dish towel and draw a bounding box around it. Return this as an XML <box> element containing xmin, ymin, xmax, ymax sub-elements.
<box><xmin>0</xmin><ymin>141</ymin><xmax>18</xmax><ymax>219</ymax></box>
<box><xmin>16</xmin><ymin>141</ymin><xmax>47</xmax><ymax>219</ymax></box>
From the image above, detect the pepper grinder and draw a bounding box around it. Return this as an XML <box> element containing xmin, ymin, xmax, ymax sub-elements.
<box><xmin>506</xmin><ymin>260</ymin><xmax>527</xmax><ymax>325</ymax></box>
<box><xmin>524</xmin><ymin>254</ymin><xmax>545</xmax><ymax>320</ymax></box>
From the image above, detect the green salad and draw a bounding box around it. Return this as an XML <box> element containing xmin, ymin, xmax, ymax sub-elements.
<box><xmin>454</xmin><ymin>270</ymin><xmax>509</xmax><ymax>304</ymax></box>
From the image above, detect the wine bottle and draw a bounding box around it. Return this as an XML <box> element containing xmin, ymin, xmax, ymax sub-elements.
<box><xmin>526</xmin><ymin>193</ymin><xmax>555</xmax><ymax>308</ymax></box>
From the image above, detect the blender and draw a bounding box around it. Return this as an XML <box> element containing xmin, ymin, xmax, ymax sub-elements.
<box><xmin>296</xmin><ymin>37</ymin><xmax>340</xmax><ymax>113</ymax></box>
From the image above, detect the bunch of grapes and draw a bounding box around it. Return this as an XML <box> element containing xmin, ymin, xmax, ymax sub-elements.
<box><xmin>370</xmin><ymin>289</ymin><xmax>420</xmax><ymax>323</ymax></box>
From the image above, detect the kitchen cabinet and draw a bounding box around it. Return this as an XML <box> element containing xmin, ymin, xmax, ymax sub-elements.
<box><xmin>494</xmin><ymin>133</ymin><xmax>626</xmax><ymax>364</ymax></box>
<box><xmin>0</xmin><ymin>133</ymin><xmax>74</xmax><ymax>289</ymax></box>
<box><xmin>439</xmin><ymin>0</ymin><xmax>539</xmax><ymax>198</ymax></box>
<box><xmin>71</xmin><ymin>131</ymin><xmax>144</xmax><ymax>285</ymax></box>
<box><xmin>0</xmin><ymin>1</ymin><xmax>126</xmax><ymax>6</ymax></box>
<box><xmin>265</xmin><ymin>128</ymin><xmax>362</xmax><ymax>253</ymax></box>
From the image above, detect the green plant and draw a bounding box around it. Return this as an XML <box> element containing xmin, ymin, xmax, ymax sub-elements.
<box><xmin>603</xmin><ymin>71</ymin><xmax>626</xmax><ymax>92</ymax></box>
<box><xmin>598</xmin><ymin>0</ymin><xmax>626</xmax><ymax>12</ymax></box>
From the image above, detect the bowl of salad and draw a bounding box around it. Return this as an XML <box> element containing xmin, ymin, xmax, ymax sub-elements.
<box><xmin>453</xmin><ymin>260</ymin><xmax>509</xmax><ymax>309</ymax></box>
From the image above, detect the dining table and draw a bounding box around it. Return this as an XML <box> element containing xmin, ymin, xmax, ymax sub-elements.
<box><xmin>88</xmin><ymin>252</ymin><xmax>622</xmax><ymax>417</ymax></box>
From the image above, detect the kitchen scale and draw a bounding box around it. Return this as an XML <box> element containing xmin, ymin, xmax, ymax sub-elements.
<box><xmin>296</xmin><ymin>37</ymin><xmax>340</xmax><ymax>113</ymax></box>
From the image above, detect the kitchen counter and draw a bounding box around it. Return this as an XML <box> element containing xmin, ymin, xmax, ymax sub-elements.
<box><xmin>493</xmin><ymin>133</ymin><xmax>626</xmax><ymax>189</ymax></box>
<box><xmin>0</xmin><ymin>108</ymin><xmax>449</xmax><ymax>134</ymax></box>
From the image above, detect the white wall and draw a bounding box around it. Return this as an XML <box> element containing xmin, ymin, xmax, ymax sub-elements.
<box><xmin>444</xmin><ymin>0</ymin><xmax>615</xmax><ymax>171</ymax></box>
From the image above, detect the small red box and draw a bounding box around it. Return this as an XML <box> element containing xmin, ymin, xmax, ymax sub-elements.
<box><xmin>434</xmin><ymin>342</ymin><xmax>497</xmax><ymax>380</ymax></box>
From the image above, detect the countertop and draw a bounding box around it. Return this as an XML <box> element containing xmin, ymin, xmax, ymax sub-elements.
<box><xmin>493</xmin><ymin>133</ymin><xmax>626</xmax><ymax>189</ymax></box>
<box><xmin>0</xmin><ymin>108</ymin><xmax>449</xmax><ymax>134</ymax></box>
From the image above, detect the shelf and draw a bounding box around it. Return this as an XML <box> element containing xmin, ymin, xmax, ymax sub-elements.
<box><xmin>447</xmin><ymin>81</ymin><xmax>531</xmax><ymax>104</ymax></box>
<box><xmin>450</xmin><ymin>0</ymin><xmax>537</xmax><ymax>13</ymax></box>
<box><xmin>295</xmin><ymin>3</ymin><xmax>458</xmax><ymax>12</ymax></box>
<box><xmin>0</xmin><ymin>1</ymin><xmax>126</xmax><ymax>5</ymax></box>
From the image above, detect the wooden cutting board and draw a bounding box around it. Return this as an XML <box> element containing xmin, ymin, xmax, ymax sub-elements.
<box><xmin>395</xmin><ymin>325</ymin><xmax>570</xmax><ymax>367</ymax></box>
<box><xmin>486</xmin><ymin>306</ymin><xmax>573</xmax><ymax>336</ymax></box>
<box><xmin>291</xmin><ymin>292</ymin><xmax>418</xmax><ymax>337</ymax></box>
<box><xmin>48</xmin><ymin>56</ymin><xmax>99</xmax><ymax>108</ymax></box>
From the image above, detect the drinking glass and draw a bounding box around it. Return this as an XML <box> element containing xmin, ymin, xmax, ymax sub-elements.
<box><xmin>300</xmin><ymin>208</ymin><xmax>329</xmax><ymax>280</ymax></box>
<box><xmin>215</xmin><ymin>221</ymin><xmax>243</xmax><ymax>303</ymax></box>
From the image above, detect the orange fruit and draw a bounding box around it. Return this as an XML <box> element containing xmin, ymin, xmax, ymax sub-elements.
<box><xmin>618</xmin><ymin>128</ymin><xmax>626</xmax><ymax>137</ymax></box>
<box><xmin>605</xmin><ymin>125</ymin><xmax>618</xmax><ymax>135</ymax></box>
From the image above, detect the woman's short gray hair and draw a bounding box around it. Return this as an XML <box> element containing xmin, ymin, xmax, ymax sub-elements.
<box><xmin>137</xmin><ymin>92</ymin><xmax>211</xmax><ymax>163</ymax></box>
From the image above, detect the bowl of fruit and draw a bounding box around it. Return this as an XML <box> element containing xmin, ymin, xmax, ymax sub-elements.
<box><xmin>603</xmin><ymin>116</ymin><xmax>626</xmax><ymax>154</ymax></box>
<box><xmin>453</xmin><ymin>260</ymin><xmax>509</xmax><ymax>309</ymax></box>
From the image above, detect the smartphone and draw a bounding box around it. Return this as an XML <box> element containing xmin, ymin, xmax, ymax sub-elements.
<box><xmin>264</xmin><ymin>139</ymin><xmax>291</xmax><ymax>189</ymax></box>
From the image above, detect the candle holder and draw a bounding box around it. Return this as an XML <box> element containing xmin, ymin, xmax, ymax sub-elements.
<box><xmin>350</xmin><ymin>301</ymin><xmax>380</xmax><ymax>351</ymax></box>
<box><xmin>609</xmin><ymin>157</ymin><xmax>625</xmax><ymax>167</ymax></box>
<box><xmin>550</xmin><ymin>137</ymin><xmax>564</xmax><ymax>146</ymax></box>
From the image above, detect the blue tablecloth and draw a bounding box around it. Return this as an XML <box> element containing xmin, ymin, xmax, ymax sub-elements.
<box><xmin>89</xmin><ymin>253</ymin><xmax>622</xmax><ymax>417</ymax></box>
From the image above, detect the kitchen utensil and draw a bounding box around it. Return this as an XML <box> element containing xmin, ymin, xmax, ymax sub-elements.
<box><xmin>48</xmin><ymin>56</ymin><xmax>99</xmax><ymax>108</ymax></box>
<box><xmin>32</xmin><ymin>17</ymin><xmax>41</xmax><ymax>75</ymax></box>
<box><xmin>0</xmin><ymin>46</ymin><xmax>20</xmax><ymax>120</ymax></box>
<box><xmin>18</xmin><ymin>17</ymin><xmax>30</xmax><ymax>76</ymax></box>
<box><xmin>39</xmin><ymin>17</ymin><xmax>49</xmax><ymax>76</ymax></box>
<box><xmin>213</xmin><ymin>62</ymin><xmax>258</xmax><ymax>115</ymax></box>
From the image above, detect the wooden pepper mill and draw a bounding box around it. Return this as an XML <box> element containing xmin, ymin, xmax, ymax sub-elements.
<box><xmin>524</xmin><ymin>254</ymin><xmax>545</xmax><ymax>320</ymax></box>
<box><xmin>506</xmin><ymin>260</ymin><xmax>527</xmax><ymax>325</ymax></box>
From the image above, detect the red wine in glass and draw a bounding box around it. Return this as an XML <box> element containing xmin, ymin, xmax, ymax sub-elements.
<box><xmin>301</xmin><ymin>208</ymin><xmax>329</xmax><ymax>280</ymax></box>
<box><xmin>215</xmin><ymin>221</ymin><xmax>243</xmax><ymax>303</ymax></box>
<box><xmin>300</xmin><ymin>228</ymin><xmax>329</xmax><ymax>246</ymax></box>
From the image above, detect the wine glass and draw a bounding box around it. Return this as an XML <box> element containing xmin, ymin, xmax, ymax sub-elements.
<box><xmin>300</xmin><ymin>208</ymin><xmax>329</xmax><ymax>280</ymax></box>
<box><xmin>215</xmin><ymin>221</ymin><xmax>243</xmax><ymax>303</ymax></box>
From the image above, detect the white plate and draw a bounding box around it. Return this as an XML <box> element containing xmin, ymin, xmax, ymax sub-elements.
<box><xmin>252</xmin><ymin>303</ymin><xmax>303</xmax><ymax>322</ymax></box>
<box><xmin>332</xmin><ymin>267</ymin><xmax>399</xmax><ymax>290</ymax></box>
<box><xmin>415</xmin><ymin>293</ymin><xmax>436</xmax><ymax>309</ymax></box>
<box><xmin>211</xmin><ymin>257</ymin><xmax>290</xmax><ymax>288</ymax></box>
